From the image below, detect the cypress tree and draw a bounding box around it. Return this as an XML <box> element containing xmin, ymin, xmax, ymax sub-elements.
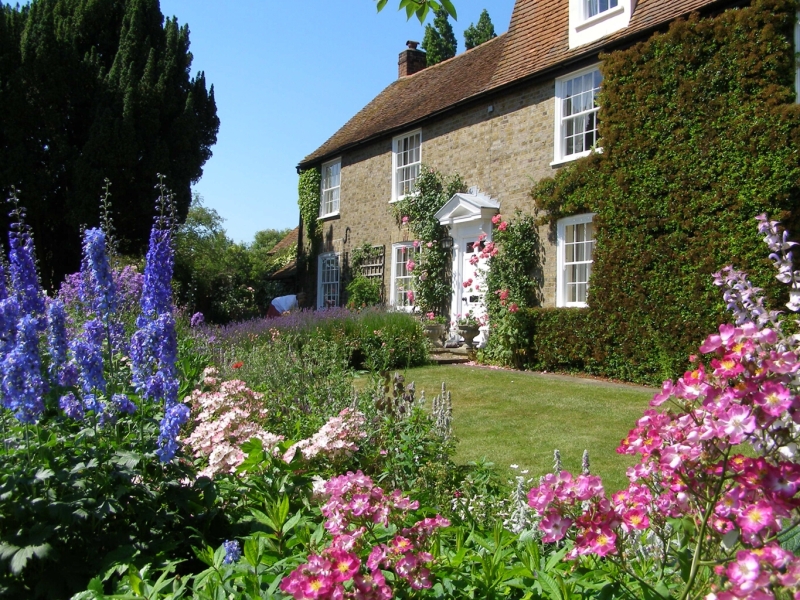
<box><xmin>422</xmin><ymin>9</ymin><xmax>457</xmax><ymax>66</ymax></box>
<box><xmin>464</xmin><ymin>9</ymin><xmax>496</xmax><ymax>50</ymax></box>
<box><xmin>0</xmin><ymin>0</ymin><xmax>219</xmax><ymax>289</ymax></box>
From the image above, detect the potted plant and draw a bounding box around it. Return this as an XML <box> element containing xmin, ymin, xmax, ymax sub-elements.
<box><xmin>455</xmin><ymin>311</ymin><xmax>482</xmax><ymax>349</ymax></box>
<box><xmin>422</xmin><ymin>312</ymin><xmax>447</xmax><ymax>347</ymax></box>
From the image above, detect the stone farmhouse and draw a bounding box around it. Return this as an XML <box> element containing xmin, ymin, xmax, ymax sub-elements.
<box><xmin>296</xmin><ymin>0</ymin><xmax>794</xmax><ymax>321</ymax></box>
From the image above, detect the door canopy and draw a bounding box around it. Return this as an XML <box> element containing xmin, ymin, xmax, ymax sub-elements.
<box><xmin>434</xmin><ymin>187</ymin><xmax>500</xmax><ymax>226</ymax></box>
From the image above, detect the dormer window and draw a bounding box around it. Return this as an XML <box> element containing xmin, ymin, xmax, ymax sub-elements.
<box><xmin>585</xmin><ymin>0</ymin><xmax>618</xmax><ymax>19</ymax></box>
<box><xmin>569</xmin><ymin>0</ymin><xmax>633</xmax><ymax>49</ymax></box>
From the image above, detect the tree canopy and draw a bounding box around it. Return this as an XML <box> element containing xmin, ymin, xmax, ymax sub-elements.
<box><xmin>0</xmin><ymin>0</ymin><xmax>219</xmax><ymax>289</ymax></box>
<box><xmin>464</xmin><ymin>9</ymin><xmax>496</xmax><ymax>50</ymax></box>
<box><xmin>375</xmin><ymin>0</ymin><xmax>457</xmax><ymax>23</ymax></box>
<box><xmin>422</xmin><ymin>9</ymin><xmax>457</xmax><ymax>66</ymax></box>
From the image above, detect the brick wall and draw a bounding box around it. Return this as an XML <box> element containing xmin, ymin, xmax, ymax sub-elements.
<box><xmin>314</xmin><ymin>77</ymin><xmax>562</xmax><ymax>308</ymax></box>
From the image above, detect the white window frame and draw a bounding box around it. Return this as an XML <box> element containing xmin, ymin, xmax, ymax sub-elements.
<box><xmin>553</xmin><ymin>65</ymin><xmax>602</xmax><ymax>166</ymax></box>
<box><xmin>391</xmin><ymin>130</ymin><xmax>422</xmax><ymax>203</ymax></box>
<box><xmin>319</xmin><ymin>158</ymin><xmax>341</xmax><ymax>218</ymax></box>
<box><xmin>390</xmin><ymin>242</ymin><xmax>418</xmax><ymax>311</ymax></box>
<box><xmin>317</xmin><ymin>252</ymin><xmax>340</xmax><ymax>309</ymax></box>
<box><xmin>795</xmin><ymin>12</ymin><xmax>800</xmax><ymax>102</ymax></box>
<box><xmin>556</xmin><ymin>213</ymin><xmax>596</xmax><ymax>308</ymax></box>
<box><xmin>568</xmin><ymin>0</ymin><xmax>632</xmax><ymax>49</ymax></box>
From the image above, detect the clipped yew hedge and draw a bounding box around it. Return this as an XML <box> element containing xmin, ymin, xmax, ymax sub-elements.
<box><xmin>525</xmin><ymin>0</ymin><xmax>800</xmax><ymax>385</ymax></box>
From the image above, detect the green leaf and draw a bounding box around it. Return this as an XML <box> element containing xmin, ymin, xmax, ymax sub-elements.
<box><xmin>244</xmin><ymin>538</ymin><xmax>260</xmax><ymax>568</ymax></box>
<box><xmin>440</xmin><ymin>0</ymin><xmax>457</xmax><ymax>19</ymax></box>
<box><xmin>282</xmin><ymin>510</ymin><xmax>304</xmax><ymax>534</ymax></box>
<box><xmin>537</xmin><ymin>571</ymin><xmax>564</xmax><ymax>600</ymax></box>
<box><xmin>252</xmin><ymin>508</ymin><xmax>278</xmax><ymax>531</ymax></box>
<box><xmin>35</xmin><ymin>468</ymin><xmax>54</xmax><ymax>481</ymax></box>
<box><xmin>376</xmin><ymin>0</ymin><xmax>389</xmax><ymax>12</ymax></box>
<box><xmin>10</xmin><ymin>546</ymin><xmax>35</xmax><ymax>574</ymax></box>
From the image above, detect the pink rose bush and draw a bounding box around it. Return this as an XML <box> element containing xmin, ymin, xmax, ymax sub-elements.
<box><xmin>283</xmin><ymin>409</ymin><xmax>366</xmax><ymax>464</ymax></box>
<box><xmin>184</xmin><ymin>369</ymin><xmax>368</xmax><ymax>478</ymax></box>
<box><xmin>280</xmin><ymin>470</ymin><xmax>449</xmax><ymax>599</ymax></box>
<box><xmin>183</xmin><ymin>368</ymin><xmax>284</xmax><ymax>478</ymax></box>
<box><xmin>526</xmin><ymin>216</ymin><xmax>800</xmax><ymax>599</ymax></box>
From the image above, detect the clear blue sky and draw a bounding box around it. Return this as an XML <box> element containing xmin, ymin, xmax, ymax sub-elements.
<box><xmin>158</xmin><ymin>1</ymin><xmax>514</xmax><ymax>244</ymax></box>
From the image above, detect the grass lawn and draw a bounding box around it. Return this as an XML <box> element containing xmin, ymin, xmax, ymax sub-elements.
<box><xmin>401</xmin><ymin>364</ymin><xmax>656</xmax><ymax>492</ymax></box>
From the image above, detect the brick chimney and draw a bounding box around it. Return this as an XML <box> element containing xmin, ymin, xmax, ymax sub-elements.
<box><xmin>398</xmin><ymin>41</ymin><xmax>426</xmax><ymax>78</ymax></box>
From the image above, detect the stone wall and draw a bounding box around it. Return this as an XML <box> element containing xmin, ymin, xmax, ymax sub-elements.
<box><xmin>314</xmin><ymin>76</ymin><xmax>563</xmax><ymax>309</ymax></box>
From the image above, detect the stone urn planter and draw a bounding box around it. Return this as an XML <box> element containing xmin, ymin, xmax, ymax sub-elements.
<box><xmin>423</xmin><ymin>323</ymin><xmax>446</xmax><ymax>348</ymax></box>
<box><xmin>458</xmin><ymin>325</ymin><xmax>481</xmax><ymax>349</ymax></box>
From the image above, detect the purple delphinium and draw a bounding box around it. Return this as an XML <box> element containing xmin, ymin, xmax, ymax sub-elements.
<box><xmin>1</xmin><ymin>315</ymin><xmax>46</xmax><ymax>423</ymax></box>
<box><xmin>222</xmin><ymin>540</ymin><xmax>241</xmax><ymax>564</ymax></box>
<box><xmin>112</xmin><ymin>393</ymin><xmax>136</xmax><ymax>415</ymax></box>
<box><xmin>81</xmin><ymin>228</ymin><xmax>117</xmax><ymax>317</ymax></box>
<box><xmin>59</xmin><ymin>392</ymin><xmax>84</xmax><ymax>421</ymax></box>
<box><xmin>46</xmin><ymin>299</ymin><xmax>70</xmax><ymax>382</ymax></box>
<box><xmin>137</xmin><ymin>226</ymin><xmax>174</xmax><ymax>324</ymax></box>
<box><xmin>0</xmin><ymin>262</ymin><xmax>17</xmax><ymax>356</ymax></box>
<box><xmin>7</xmin><ymin>206</ymin><xmax>45</xmax><ymax>321</ymax></box>
<box><xmin>156</xmin><ymin>402</ymin><xmax>189</xmax><ymax>462</ymax></box>
<box><xmin>190</xmin><ymin>312</ymin><xmax>204</xmax><ymax>327</ymax></box>
<box><xmin>132</xmin><ymin>188</ymin><xmax>182</xmax><ymax>462</ymax></box>
<box><xmin>71</xmin><ymin>318</ymin><xmax>106</xmax><ymax>394</ymax></box>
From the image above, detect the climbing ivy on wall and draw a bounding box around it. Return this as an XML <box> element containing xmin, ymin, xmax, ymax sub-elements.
<box><xmin>392</xmin><ymin>166</ymin><xmax>466</xmax><ymax>315</ymax></box>
<box><xmin>527</xmin><ymin>0</ymin><xmax>800</xmax><ymax>383</ymax></box>
<box><xmin>298</xmin><ymin>168</ymin><xmax>322</xmax><ymax>240</ymax></box>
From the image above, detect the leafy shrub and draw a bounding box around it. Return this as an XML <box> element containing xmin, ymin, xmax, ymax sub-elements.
<box><xmin>345</xmin><ymin>275</ymin><xmax>382</xmax><ymax>309</ymax></box>
<box><xmin>525</xmin><ymin>0</ymin><xmax>800</xmax><ymax>384</ymax></box>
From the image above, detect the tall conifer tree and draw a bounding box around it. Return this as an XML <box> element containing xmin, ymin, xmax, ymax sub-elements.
<box><xmin>0</xmin><ymin>0</ymin><xmax>219</xmax><ymax>288</ymax></box>
<box><xmin>422</xmin><ymin>9</ymin><xmax>457</xmax><ymax>66</ymax></box>
<box><xmin>464</xmin><ymin>9</ymin><xmax>496</xmax><ymax>50</ymax></box>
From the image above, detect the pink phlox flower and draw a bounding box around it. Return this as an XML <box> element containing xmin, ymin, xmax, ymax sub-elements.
<box><xmin>737</xmin><ymin>501</ymin><xmax>775</xmax><ymax>535</ymax></box>
<box><xmin>412</xmin><ymin>239</ymin><xmax>420</xmax><ymax>249</ymax></box>
<box><xmin>764</xmin><ymin>351</ymin><xmax>800</xmax><ymax>374</ymax></box>
<box><xmin>367</xmin><ymin>544</ymin><xmax>388</xmax><ymax>571</ymax></box>
<box><xmin>426</xmin><ymin>241</ymin><xmax>433</xmax><ymax>248</ymax></box>
<box><xmin>621</xmin><ymin>509</ymin><xmax>650</xmax><ymax>532</ymax></box>
<box><xmin>718</xmin><ymin>405</ymin><xmax>756</xmax><ymax>444</ymax></box>
<box><xmin>349</xmin><ymin>493</ymin><xmax>372</xmax><ymax>517</ymax></box>
<box><xmin>711</xmin><ymin>355</ymin><xmax>745</xmax><ymax>379</ymax></box>
<box><xmin>715</xmin><ymin>486</ymin><xmax>745</xmax><ymax>518</ymax></box>
<box><xmin>509</xmin><ymin>303</ymin><xmax>519</xmax><ymax>313</ymax></box>
<box><xmin>469</xmin><ymin>254</ymin><xmax>480</xmax><ymax>265</ymax></box>
<box><xmin>540</xmin><ymin>510</ymin><xmax>573</xmax><ymax>543</ymax></box>
<box><xmin>478</xmin><ymin>232</ymin><xmax>487</xmax><ymax>241</ymax></box>
<box><xmin>406</xmin><ymin>260</ymin><xmax>415</xmax><ymax>272</ymax></box>
<box><xmin>497</xmin><ymin>221</ymin><xmax>508</xmax><ymax>231</ymax></box>
<box><xmin>401</xmin><ymin>215</ymin><xmax>409</xmax><ymax>224</ymax></box>
<box><xmin>408</xmin><ymin>567</ymin><xmax>432</xmax><ymax>590</ymax></box>
<box><xmin>328</xmin><ymin>548</ymin><xmax>360</xmax><ymax>583</ymax></box>
<box><xmin>462</xmin><ymin>278</ymin><xmax>473</xmax><ymax>288</ymax></box>
<box><xmin>726</xmin><ymin>551</ymin><xmax>761</xmax><ymax>590</ymax></box>
<box><xmin>491</xmin><ymin>214</ymin><xmax>502</xmax><ymax>224</ymax></box>
<box><xmin>651</xmin><ymin>380</ymin><xmax>674</xmax><ymax>407</ymax></box>
<box><xmin>586</xmin><ymin>527</ymin><xmax>617</xmax><ymax>557</ymax></box>
<box><xmin>754</xmin><ymin>381</ymin><xmax>793</xmax><ymax>417</ymax></box>
<box><xmin>406</xmin><ymin>290</ymin><xmax>415</xmax><ymax>303</ymax></box>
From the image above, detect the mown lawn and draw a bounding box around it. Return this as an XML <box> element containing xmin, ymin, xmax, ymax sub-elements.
<box><xmin>402</xmin><ymin>364</ymin><xmax>656</xmax><ymax>492</ymax></box>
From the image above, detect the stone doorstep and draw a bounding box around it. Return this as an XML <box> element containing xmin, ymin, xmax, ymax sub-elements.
<box><xmin>429</xmin><ymin>346</ymin><xmax>472</xmax><ymax>364</ymax></box>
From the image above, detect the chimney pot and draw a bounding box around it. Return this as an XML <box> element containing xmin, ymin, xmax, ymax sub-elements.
<box><xmin>398</xmin><ymin>41</ymin><xmax>426</xmax><ymax>78</ymax></box>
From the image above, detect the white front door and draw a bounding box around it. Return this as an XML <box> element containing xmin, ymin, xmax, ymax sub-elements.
<box><xmin>449</xmin><ymin>222</ymin><xmax>491</xmax><ymax>345</ymax></box>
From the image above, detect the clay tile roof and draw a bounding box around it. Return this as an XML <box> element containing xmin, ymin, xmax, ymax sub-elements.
<box><xmin>298</xmin><ymin>0</ymin><xmax>725</xmax><ymax>169</ymax></box>
<box><xmin>267</xmin><ymin>226</ymin><xmax>299</xmax><ymax>256</ymax></box>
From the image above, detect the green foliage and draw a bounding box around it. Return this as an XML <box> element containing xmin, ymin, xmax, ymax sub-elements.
<box><xmin>463</xmin><ymin>9</ymin><xmax>496</xmax><ymax>50</ymax></box>
<box><xmin>298</xmin><ymin>168</ymin><xmax>322</xmax><ymax>240</ymax></box>
<box><xmin>393</xmin><ymin>166</ymin><xmax>466</xmax><ymax>314</ymax></box>
<box><xmin>345</xmin><ymin>276</ymin><xmax>382</xmax><ymax>309</ymax></box>
<box><xmin>422</xmin><ymin>9</ymin><xmax>458</xmax><ymax>66</ymax></box>
<box><xmin>345</xmin><ymin>243</ymin><xmax>384</xmax><ymax>309</ymax></box>
<box><xmin>173</xmin><ymin>197</ymin><xmax>291</xmax><ymax>323</ymax></box>
<box><xmin>375</xmin><ymin>0</ymin><xmax>457</xmax><ymax>23</ymax></box>
<box><xmin>480</xmin><ymin>213</ymin><xmax>542</xmax><ymax>367</ymax></box>
<box><xmin>0</xmin><ymin>0</ymin><xmax>219</xmax><ymax>289</ymax></box>
<box><xmin>0</xmin><ymin>385</ymin><xmax>217</xmax><ymax>597</ymax></box>
<box><xmin>525</xmin><ymin>0</ymin><xmax>800</xmax><ymax>384</ymax></box>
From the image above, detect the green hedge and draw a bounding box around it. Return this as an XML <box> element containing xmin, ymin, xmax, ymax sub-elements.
<box><xmin>524</xmin><ymin>0</ymin><xmax>800</xmax><ymax>385</ymax></box>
